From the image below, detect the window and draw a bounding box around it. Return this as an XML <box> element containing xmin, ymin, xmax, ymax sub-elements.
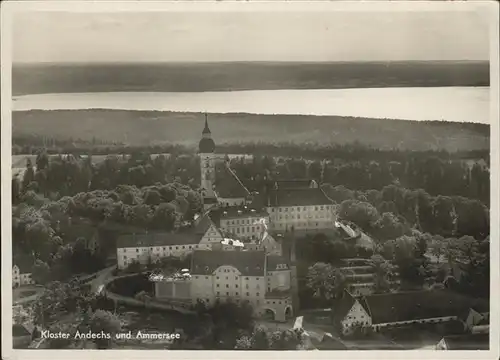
<box><xmin>227</xmin><ymin>292</ymin><xmax>229</xmax><ymax>296</ymax></box>
<box><xmin>226</xmin><ymin>276</ymin><xmax>228</xmax><ymax>280</ymax></box>
<box><xmin>217</xmin><ymin>292</ymin><xmax>220</xmax><ymax>296</ymax></box>
<box><xmin>236</xmin><ymin>292</ymin><xmax>239</xmax><ymax>296</ymax></box>
<box><xmin>176</xmin><ymin>246</ymin><xmax>179</xmax><ymax>250</ymax></box>
<box><xmin>235</xmin><ymin>284</ymin><xmax>238</xmax><ymax>288</ymax></box>
<box><xmin>182</xmin><ymin>246</ymin><xmax>185</xmax><ymax>249</ymax></box>
<box><xmin>123</xmin><ymin>256</ymin><xmax>127</xmax><ymax>259</ymax></box>
<box><xmin>246</xmin><ymin>292</ymin><xmax>250</xmax><ymax>296</ymax></box>
<box><xmin>256</xmin><ymin>292</ymin><xmax>260</xmax><ymax>296</ymax></box>
<box><xmin>217</xmin><ymin>284</ymin><xmax>220</xmax><ymax>288</ymax></box>
<box><xmin>205</xmin><ymin>276</ymin><xmax>209</xmax><ymax>280</ymax></box>
<box><xmin>235</xmin><ymin>277</ymin><xmax>238</xmax><ymax>280</ymax></box>
<box><xmin>256</xmin><ymin>277</ymin><xmax>260</xmax><ymax>280</ymax></box>
<box><xmin>163</xmin><ymin>247</ymin><xmax>166</xmax><ymax>250</ymax></box>
<box><xmin>297</xmin><ymin>207</ymin><xmax>300</xmax><ymax>211</ymax></box>
<box><xmin>245</xmin><ymin>277</ymin><xmax>249</xmax><ymax>280</ymax></box>
<box><xmin>246</xmin><ymin>284</ymin><xmax>249</xmax><ymax>289</ymax></box>
<box><xmin>216</xmin><ymin>276</ymin><xmax>220</xmax><ymax>280</ymax></box>
<box><xmin>136</xmin><ymin>249</ymin><xmax>139</xmax><ymax>253</ymax></box>
<box><xmin>226</xmin><ymin>284</ymin><xmax>229</xmax><ymax>288</ymax></box>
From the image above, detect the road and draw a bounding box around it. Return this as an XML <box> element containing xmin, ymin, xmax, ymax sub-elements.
<box><xmin>87</xmin><ymin>265</ymin><xmax>117</xmax><ymax>293</ymax></box>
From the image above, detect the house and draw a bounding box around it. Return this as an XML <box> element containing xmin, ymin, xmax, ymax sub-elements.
<box><xmin>209</xmin><ymin>206</ymin><xmax>269</xmax><ymax>242</ymax></box>
<box><xmin>12</xmin><ymin>256</ymin><xmax>35</xmax><ymax>288</ymax></box>
<box><xmin>115</xmin><ymin>213</ymin><xmax>223</xmax><ymax>269</ymax></box>
<box><xmin>265</xmin><ymin>187</ymin><xmax>336</xmax><ymax>234</ymax></box>
<box><xmin>364</xmin><ymin>290</ymin><xmax>489</xmax><ymax>332</ymax></box>
<box><xmin>435</xmin><ymin>333</ymin><xmax>489</xmax><ymax>350</ymax></box>
<box><xmin>331</xmin><ymin>291</ymin><xmax>372</xmax><ymax>336</ymax></box>
<box><xmin>331</xmin><ymin>289</ymin><xmax>489</xmax><ymax>336</ymax></box>
<box><xmin>153</xmin><ymin>249</ymin><xmax>294</xmax><ymax>322</ymax></box>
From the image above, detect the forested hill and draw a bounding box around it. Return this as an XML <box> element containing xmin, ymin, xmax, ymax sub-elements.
<box><xmin>13</xmin><ymin>110</ymin><xmax>490</xmax><ymax>153</ymax></box>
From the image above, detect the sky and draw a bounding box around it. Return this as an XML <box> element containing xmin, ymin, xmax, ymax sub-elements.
<box><xmin>12</xmin><ymin>10</ymin><xmax>490</xmax><ymax>63</ymax></box>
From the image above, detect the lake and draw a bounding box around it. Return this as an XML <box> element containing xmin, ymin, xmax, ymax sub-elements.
<box><xmin>12</xmin><ymin>86</ymin><xmax>489</xmax><ymax>123</ymax></box>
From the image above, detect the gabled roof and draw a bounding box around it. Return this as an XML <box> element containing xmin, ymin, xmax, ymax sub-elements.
<box><xmin>267</xmin><ymin>188</ymin><xmax>333</xmax><ymax>207</ymax></box>
<box><xmin>193</xmin><ymin>213</ymin><xmax>214</xmax><ymax>235</ymax></box>
<box><xmin>214</xmin><ymin>165</ymin><xmax>250</xmax><ymax>199</ymax></box>
<box><xmin>442</xmin><ymin>333</ymin><xmax>489</xmax><ymax>350</ymax></box>
<box><xmin>332</xmin><ymin>290</ymin><xmax>357</xmax><ymax>325</ymax></box>
<box><xmin>362</xmin><ymin>290</ymin><xmax>489</xmax><ymax>325</ymax></box>
<box><xmin>210</xmin><ymin>205</ymin><xmax>268</xmax><ymax>222</ymax></box>
<box><xmin>191</xmin><ymin>250</ymin><xmax>265</xmax><ymax>276</ymax></box>
<box><xmin>116</xmin><ymin>231</ymin><xmax>203</xmax><ymax>248</ymax></box>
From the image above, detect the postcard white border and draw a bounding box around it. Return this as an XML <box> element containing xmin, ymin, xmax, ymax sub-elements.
<box><xmin>2</xmin><ymin>1</ymin><xmax>499</xmax><ymax>360</ymax></box>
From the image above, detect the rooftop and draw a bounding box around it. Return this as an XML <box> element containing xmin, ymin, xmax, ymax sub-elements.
<box><xmin>362</xmin><ymin>290</ymin><xmax>489</xmax><ymax>325</ymax></box>
<box><xmin>267</xmin><ymin>188</ymin><xmax>333</xmax><ymax>207</ymax></box>
<box><xmin>209</xmin><ymin>205</ymin><xmax>268</xmax><ymax>222</ymax></box>
<box><xmin>117</xmin><ymin>231</ymin><xmax>203</xmax><ymax>248</ymax></box>
<box><xmin>274</xmin><ymin>179</ymin><xmax>317</xmax><ymax>190</ymax></box>
<box><xmin>214</xmin><ymin>165</ymin><xmax>250</xmax><ymax>199</ymax></box>
<box><xmin>442</xmin><ymin>333</ymin><xmax>489</xmax><ymax>350</ymax></box>
<box><xmin>266</xmin><ymin>255</ymin><xmax>290</xmax><ymax>271</ymax></box>
<box><xmin>191</xmin><ymin>250</ymin><xmax>266</xmax><ymax>276</ymax></box>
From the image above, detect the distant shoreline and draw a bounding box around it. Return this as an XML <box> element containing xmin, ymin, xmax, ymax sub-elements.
<box><xmin>12</xmin><ymin>61</ymin><xmax>489</xmax><ymax>96</ymax></box>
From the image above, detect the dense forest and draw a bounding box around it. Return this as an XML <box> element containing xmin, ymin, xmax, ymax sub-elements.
<box><xmin>13</xmin><ymin>110</ymin><xmax>490</xmax><ymax>152</ymax></box>
<box><xmin>12</xmin><ymin>145</ymin><xmax>489</xmax><ymax>283</ymax></box>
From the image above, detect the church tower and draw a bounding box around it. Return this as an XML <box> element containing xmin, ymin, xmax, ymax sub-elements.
<box><xmin>199</xmin><ymin>114</ymin><xmax>217</xmax><ymax>209</ymax></box>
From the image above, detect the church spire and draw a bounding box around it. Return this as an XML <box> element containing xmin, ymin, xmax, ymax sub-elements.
<box><xmin>202</xmin><ymin>113</ymin><xmax>211</xmax><ymax>135</ymax></box>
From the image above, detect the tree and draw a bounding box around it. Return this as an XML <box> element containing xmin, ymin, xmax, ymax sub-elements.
<box><xmin>306</xmin><ymin>263</ymin><xmax>348</xmax><ymax>302</ymax></box>
<box><xmin>338</xmin><ymin>200</ymin><xmax>380</xmax><ymax>232</ymax></box>
<box><xmin>368</xmin><ymin>254</ymin><xmax>393</xmax><ymax>294</ymax></box>
<box><xmin>88</xmin><ymin>309</ymin><xmax>121</xmax><ymax>349</ymax></box>
<box><xmin>31</xmin><ymin>259</ymin><xmax>51</xmax><ymax>284</ymax></box>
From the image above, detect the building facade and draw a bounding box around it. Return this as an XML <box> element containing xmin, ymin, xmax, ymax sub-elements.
<box><xmin>12</xmin><ymin>257</ymin><xmax>35</xmax><ymax>288</ymax></box>
<box><xmin>332</xmin><ymin>289</ymin><xmax>489</xmax><ymax>336</ymax></box>
<box><xmin>153</xmin><ymin>249</ymin><xmax>294</xmax><ymax>322</ymax></box>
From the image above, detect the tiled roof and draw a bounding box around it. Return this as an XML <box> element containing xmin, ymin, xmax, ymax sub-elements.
<box><xmin>193</xmin><ymin>213</ymin><xmax>213</xmax><ymax>235</ymax></box>
<box><xmin>214</xmin><ymin>165</ymin><xmax>250</xmax><ymax>199</ymax></box>
<box><xmin>332</xmin><ymin>290</ymin><xmax>357</xmax><ymax>325</ymax></box>
<box><xmin>443</xmin><ymin>333</ymin><xmax>489</xmax><ymax>350</ymax></box>
<box><xmin>266</xmin><ymin>255</ymin><xmax>290</xmax><ymax>271</ymax></box>
<box><xmin>117</xmin><ymin>231</ymin><xmax>203</xmax><ymax>248</ymax></box>
<box><xmin>210</xmin><ymin>205</ymin><xmax>268</xmax><ymax>221</ymax></box>
<box><xmin>362</xmin><ymin>290</ymin><xmax>489</xmax><ymax>325</ymax></box>
<box><xmin>267</xmin><ymin>188</ymin><xmax>333</xmax><ymax>207</ymax></box>
<box><xmin>191</xmin><ymin>250</ymin><xmax>266</xmax><ymax>276</ymax></box>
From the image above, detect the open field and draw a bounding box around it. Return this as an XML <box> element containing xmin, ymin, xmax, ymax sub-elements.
<box><xmin>13</xmin><ymin>109</ymin><xmax>489</xmax><ymax>152</ymax></box>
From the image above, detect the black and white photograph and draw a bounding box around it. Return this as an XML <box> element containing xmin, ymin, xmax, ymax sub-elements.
<box><xmin>1</xmin><ymin>1</ymin><xmax>498</xmax><ymax>358</ymax></box>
